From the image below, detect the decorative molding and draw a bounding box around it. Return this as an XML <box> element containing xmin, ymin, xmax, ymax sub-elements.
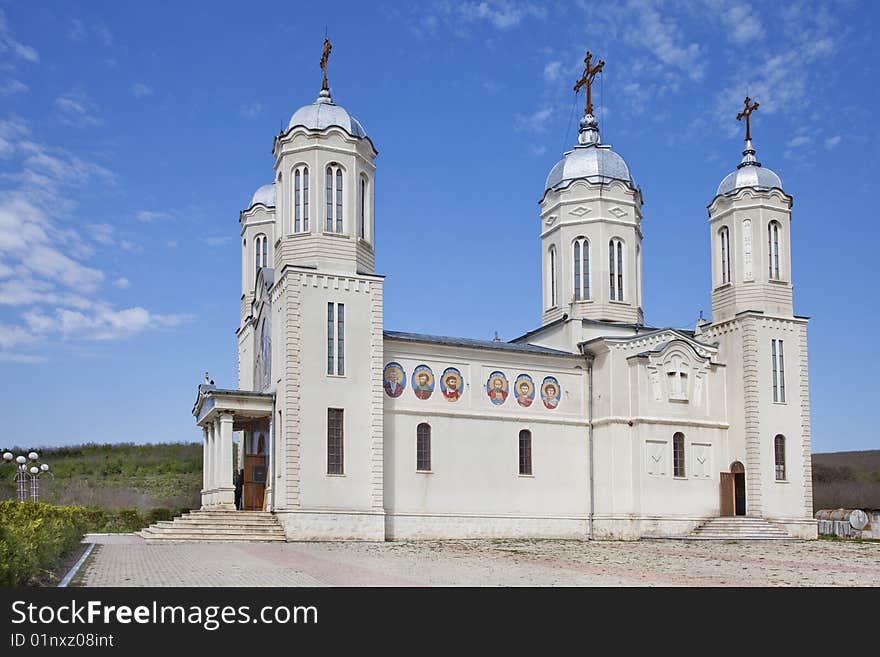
<box><xmin>608</xmin><ymin>206</ymin><xmax>627</xmax><ymax>218</ymax></box>
<box><xmin>569</xmin><ymin>206</ymin><xmax>591</xmax><ymax>217</ymax></box>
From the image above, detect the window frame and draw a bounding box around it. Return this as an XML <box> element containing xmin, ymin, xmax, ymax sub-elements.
<box><xmin>519</xmin><ymin>429</ymin><xmax>533</xmax><ymax>476</ymax></box>
<box><xmin>673</xmin><ymin>432</ymin><xmax>686</xmax><ymax>478</ymax></box>
<box><xmin>327</xmin><ymin>408</ymin><xmax>344</xmax><ymax>475</ymax></box>
<box><xmin>768</xmin><ymin>220</ymin><xmax>782</xmax><ymax>280</ymax></box>
<box><xmin>325</xmin><ymin>163</ymin><xmax>344</xmax><ymax>234</ymax></box>
<box><xmin>609</xmin><ymin>238</ymin><xmax>624</xmax><ymax>301</ymax></box>
<box><xmin>774</xmin><ymin>434</ymin><xmax>786</xmax><ymax>481</ymax></box>
<box><xmin>416</xmin><ymin>423</ymin><xmax>431</xmax><ymax>472</ymax></box>
<box><xmin>327</xmin><ymin>302</ymin><xmax>345</xmax><ymax>377</ymax></box>
<box><xmin>292</xmin><ymin>165</ymin><xmax>310</xmax><ymax>234</ymax></box>
<box><xmin>719</xmin><ymin>226</ymin><xmax>731</xmax><ymax>285</ymax></box>
<box><xmin>771</xmin><ymin>338</ymin><xmax>786</xmax><ymax>403</ymax></box>
<box><xmin>573</xmin><ymin>237</ymin><xmax>590</xmax><ymax>301</ymax></box>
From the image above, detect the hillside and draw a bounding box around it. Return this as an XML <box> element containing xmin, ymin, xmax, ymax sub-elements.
<box><xmin>0</xmin><ymin>443</ymin><xmax>202</xmax><ymax>510</ymax></box>
<box><xmin>812</xmin><ymin>450</ymin><xmax>880</xmax><ymax>511</ymax></box>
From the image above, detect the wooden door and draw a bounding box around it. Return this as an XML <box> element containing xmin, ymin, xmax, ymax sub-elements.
<box><xmin>719</xmin><ymin>472</ymin><xmax>735</xmax><ymax>517</ymax></box>
<box><xmin>243</xmin><ymin>454</ymin><xmax>267</xmax><ymax>511</ymax></box>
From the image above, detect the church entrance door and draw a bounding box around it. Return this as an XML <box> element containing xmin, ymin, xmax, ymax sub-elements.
<box><xmin>242</xmin><ymin>431</ymin><xmax>268</xmax><ymax>511</ymax></box>
<box><xmin>720</xmin><ymin>461</ymin><xmax>747</xmax><ymax>516</ymax></box>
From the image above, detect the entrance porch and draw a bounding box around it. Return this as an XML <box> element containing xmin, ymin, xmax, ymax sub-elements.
<box><xmin>192</xmin><ymin>383</ymin><xmax>274</xmax><ymax>511</ymax></box>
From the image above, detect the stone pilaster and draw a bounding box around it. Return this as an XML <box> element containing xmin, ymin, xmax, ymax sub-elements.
<box><xmin>740</xmin><ymin>316</ymin><xmax>763</xmax><ymax>516</ymax></box>
<box><xmin>798</xmin><ymin>323</ymin><xmax>813</xmax><ymax>518</ymax></box>
<box><xmin>216</xmin><ymin>413</ymin><xmax>235</xmax><ymax>509</ymax></box>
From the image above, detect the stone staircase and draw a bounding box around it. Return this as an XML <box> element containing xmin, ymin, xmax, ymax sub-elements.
<box><xmin>138</xmin><ymin>510</ymin><xmax>287</xmax><ymax>543</ymax></box>
<box><xmin>688</xmin><ymin>516</ymin><xmax>793</xmax><ymax>540</ymax></box>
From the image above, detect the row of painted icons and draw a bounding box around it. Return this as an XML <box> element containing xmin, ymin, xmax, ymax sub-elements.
<box><xmin>383</xmin><ymin>362</ymin><xmax>561</xmax><ymax>409</ymax></box>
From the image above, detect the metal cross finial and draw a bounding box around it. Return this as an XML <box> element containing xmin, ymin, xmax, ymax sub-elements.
<box><xmin>573</xmin><ymin>50</ymin><xmax>605</xmax><ymax>116</ymax></box>
<box><xmin>736</xmin><ymin>96</ymin><xmax>759</xmax><ymax>141</ymax></box>
<box><xmin>320</xmin><ymin>36</ymin><xmax>333</xmax><ymax>91</ymax></box>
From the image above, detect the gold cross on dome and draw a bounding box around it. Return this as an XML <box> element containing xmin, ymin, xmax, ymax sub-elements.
<box><xmin>573</xmin><ymin>51</ymin><xmax>605</xmax><ymax>116</ymax></box>
<box><xmin>320</xmin><ymin>36</ymin><xmax>332</xmax><ymax>91</ymax></box>
<box><xmin>736</xmin><ymin>96</ymin><xmax>759</xmax><ymax>141</ymax></box>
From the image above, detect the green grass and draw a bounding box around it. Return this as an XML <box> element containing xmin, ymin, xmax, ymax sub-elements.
<box><xmin>0</xmin><ymin>442</ymin><xmax>202</xmax><ymax>511</ymax></box>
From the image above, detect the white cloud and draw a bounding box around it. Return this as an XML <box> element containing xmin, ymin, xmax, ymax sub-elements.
<box><xmin>720</xmin><ymin>3</ymin><xmax>765</xmax><ymax>44</ymax></box>
<box><xmin>514</xmin><ymin>107</ymin><xmax>554</xmax><ymax>134</ymax></box>
<box><xmin>55</xmin><ymin>90</ymin><xmax>103</xmax><ymax>128</ymax></box>
<box><xmin>0</xmin><ymin>323</ymin><xmax>36</xmax><ymax>349</ymax></box>
<box><xmin>0</xmin><ymin>10</ymin><xmax>39</xmax><ymax>63</ymax></box>
<box><xmin>543</xmin><ymin>61</ymin><xmax>562</xmax><ymax>82</ymax></box>
<box><xmin>458</xmin><ymin>1</ymin><xmax>547</xmax><ymax>29</ymax></box>
<box><xmin>88</xmin><ymin>223</ymin><xmax>116</xmax><ymax>245</ymax></box>
<box><xmin>0</xmin><ymin>79</ymin><xmax>27</xmax><ymax>95</ymax></box>
<box><xmin>113</xmin><ymin>277</ymin><xmax>131</xmax><ymax>289</ymax></box>
<box><xmin>69</xmin><ymin>18</ymin><xmax>86</xmax><ymax>41</ymax></box>
<box><xmin>202</xmin><ymin>236</ymin><xmax>229</xmax><ymax>247</ymax></box>
<box><xmin>787</xmin><ymin>135</ymin><xmax>809</xmax><ymax>148</ymax></box>
<box><xmin>824</xmin><ymin>135</ymin><xmax>841</xmax><ymax>150</ymax></box>
<box><xmin>136</xmin><ymin>210</ymin><xmax>171</xmax><ymax>222</ymax></box>
<box><xmin>240</xmin><ymin>102</ymin><xmax>263</xmax><ymax>119</ymax></box>
<box><xmin>131</xmin><ymin>82</ymin><xmax>153</xmax><ymax>98</ymax></box>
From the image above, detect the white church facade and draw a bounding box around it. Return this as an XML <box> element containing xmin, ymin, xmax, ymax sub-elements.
<box><xmin>191</xmin><ymin>49</ymin><xmax>817</xmax><ymax>541</ymax></box>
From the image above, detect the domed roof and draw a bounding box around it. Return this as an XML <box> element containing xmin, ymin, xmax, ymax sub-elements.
<box><xmin>545</xmin><ymin>114</ymin><xmax>634</xmax><ymax>193</ymax></box>
<box><xmin>249</xmin><ymin>182</ymin><xmax>275</xmax><ymax>208</ymax></box>
<box><xmin>716</xmin><ymin>139</ymin><xmax>783</xmax><ymax>196</ymax></box>
<box><xmin>288</xmin><ymin>88</ymin><xmax>367</xmax><ymax>139</ymax></box>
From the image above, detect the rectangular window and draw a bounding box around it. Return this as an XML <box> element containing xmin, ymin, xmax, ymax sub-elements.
<box><xmin>325</xmin><ymin>168</ymin><xmax>333</xmax><ymax>232</ymax></box>
<box><xmin>673</xmin><ymin>435</ymin><xmax>686</xmax><ymax>477</ymax></box>
<box><xmin>771</xmin><ymin>339</ymin><xmax>786</xmax><ymax>403</ymax></box>
<box><xmin>359</xmin><ymin>179</ymin><xmax>366</xmax><ymax>239</ymax></box>
<box><xmin>774</xmin><ymin>436</ymin><xmax>786</xmax><ymax>481</ymax></box>
<box><xmin>416</xmin><ymin>423</ymin><xmax>431</xmax><ymax>472</ymax></box>
<box><xmin>519</xmin><ymin>430</ymin><xmax>532</xmax><ymax>475</ymax></box>
<box><xmin>294</xmin><ymin>170</ymin><xmax>301</xmax><ymax>233</ymax></box>
<box><xmin>327</xmin><ymin>302</ymin><xmax>345</xmax><ymax>376</ymax></box>
<box><xmin>327</xmin><ymin>408</ymin><xmax>344</xmax><ymax>475</ymax></box>
<box><xmin>335</xmin><ymin>170</ymin><xmax>343</xmax><ymax>233</ymax></box>
<box><xmin>609</xmin><ymin>241</ymin><xmax>615</xmax><ymax>300</ymax></box>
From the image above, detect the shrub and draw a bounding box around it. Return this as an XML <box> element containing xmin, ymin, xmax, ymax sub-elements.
<box><xmin>0</xmin><ymin>501</ymin><xmax>90</xmax><ymax>587</ymax></box>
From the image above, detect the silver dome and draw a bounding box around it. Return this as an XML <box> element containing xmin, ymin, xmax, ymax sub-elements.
<box><xmin>288</xmin><ymin>89</ymin><xmax>367</xmax><ymax>139</ymax></box>
<box><xmin>545</xmin><ymin>114</ymin><xmax>634</xmax><ymax>193</ymax></box>
<box><xmin>716</xmin><ymin>139</ymin><xmax>783</xmax><ymax>196</ymax></box>
<box><xmin>249</xmin><ymin>182</ymin><xmax>275</xmax><ymax>208</ymax></box>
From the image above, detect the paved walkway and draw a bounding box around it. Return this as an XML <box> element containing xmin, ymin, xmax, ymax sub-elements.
<box><xmin>77</xmin><ymin>534</ymin><xmax>880</xmax><ymax>587</ymax></box>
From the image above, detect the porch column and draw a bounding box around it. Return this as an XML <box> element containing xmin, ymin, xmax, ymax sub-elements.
<box><xmin>216</xmin><ymin>413</ymin><xmax>235</xmax><ymax>509</ymax></box>
<box><xmin>201</xmin><ymin>425</ymin><xmax>210</xmax><ymax>508</ymax></box>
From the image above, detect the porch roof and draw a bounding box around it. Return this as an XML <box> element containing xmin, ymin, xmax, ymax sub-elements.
<box><xmin>192</xmin><ymin>384</ymin><xmax>274</xmax><ymax>427</ymax></box>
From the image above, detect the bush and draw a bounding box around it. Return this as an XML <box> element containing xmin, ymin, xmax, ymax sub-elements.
<box><xmin>0</xmin><ymin>501</ymin><xmax>90</xmax><ymax>587</ymax></box>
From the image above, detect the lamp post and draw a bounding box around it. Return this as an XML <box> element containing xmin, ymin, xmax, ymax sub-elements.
<box><xmin>3</xmin><ymin>451</ymin><xmax>50</xmax><ymax>503</ymax></box>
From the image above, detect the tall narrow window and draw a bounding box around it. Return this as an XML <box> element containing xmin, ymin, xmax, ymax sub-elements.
<box><xmin>358</xmin><ymin>177</ymin><xmax>366</xmax><ymax>239</ymax></box>
<box><xmin>519</xmin><ymin>430</ymin><xmax>532</xmax><ymax>475</ymax></box>
<box><xmin>327</xmin><ymin>408</ymin><xmax>344</xmax><ymax>474</ymax></box>
<box><xmin>325</xmin><ymin>164</ymin><xmax>344</xmax><ymax>233</ymax></box>
<box><xmin>573</xmin><ymin>238</ymin><xmax>590</xmax><ymax>301</ymax></box>
<box><xmin>771</xmin><ymin>338</ymin><xmax>786</xmax><ymax>403</ymax></box>
<box><xmin>327</xmin><ymin>302</ymin><xmax>345</xmax><ymax>376</ymax></box>
<box><xmin>416</xmin><ymin>423</ymin><xmax>431</xmax><ymax>472</ymax></box>
<box><xmin>609</xmin><ymin>238</ymin><xmax>624</xmax><ymax>301</ymax></box>
<box><xmin>293</xmin><ymin>165</ymin><xmax>310</xmax><ymax>233</ymax></box>
<box><xmin>673</xmin><ymin>432</ymin><xmax>686</xmax><ymax>477</ymax></box>
<box><xmin>774</xmin><ymin>434</ymin><xmax>786</xmax><ymax>480</ymax></box>
<box><xmin>720</xmin><ymin>226</ymin><xmax>731</xmax><ymax>284</ymax></box>
<box><xmin>254</xmin><ymin>233</ymin><xmax>267</xmax><ymax>278</ymax></box>
<box><xmin>768</xmin><ymin>221</ymin><xmax>781</xmax><ymax>279</ymax></box>
<box><xmin>547</xmin><ymin>247</ymin><xmax>557</xmax><ymax>308</ymax></box>
<box><xmin>325</xmin><ymin>166</ymin><xmax>333</xmax><ymax>232</ymax></box>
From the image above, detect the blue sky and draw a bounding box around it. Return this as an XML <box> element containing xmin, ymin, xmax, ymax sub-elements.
<box><xmin>0</xmin><ymin>1</ymin><xmax>876</xmax><ymax>453</ymax></box>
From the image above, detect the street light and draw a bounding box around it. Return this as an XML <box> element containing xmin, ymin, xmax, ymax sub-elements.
<box><xmin>2</xmin><ymin>450</ymin><xmax>50</xmax><ymax>503</ymax></box>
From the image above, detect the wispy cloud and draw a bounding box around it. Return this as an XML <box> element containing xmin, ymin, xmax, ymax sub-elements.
<box><xmin>0</xmin><ymin>10</ymin><xmax>39</xmax><ymax>63</ymax></box>
<box><xmin>136</xmin><ymin>210</ymin><xmax>172</xmax><ymax>222</ymax></box>
<box><xmin>719</xmin><ymin>2</ymin><xmax>765</xmax><ymax>44</ymax></box>
<box><xmin>131</xmin><ymin>82</ymin><xmax>153</xmax><ymax>98</ymax></box>
<box><xmin>55</xmin><ymin>90</ymin><xmax>103</xmax><ymax>128</ymax></box>
<box><xmin>112</xmin><ymin>277</ymin><xmax>131</xmax><ymax>289</ymax></box>
<box><xmin>514</xmin><ymin>107</ymin><xmax>554</xmax><ymax>134</ymax></box>
<box><xmin>0</xmin><ymin>79</ymin><xmax>27</xmax><ymax>95</ymax></box>
<box><xmin>202</xmin><ymin>236</ymin><xmax>229</xmax><ymax>247</ymax></box>
<box><xmin>824</xmin><ymin>135</ymin><xmax>841</xmax><ymax>150</ymax></box>
<box><xmin>543</xmin><ymin>61</ymin><xmax>562</xmax><ymax>82</ymax></box>
<box><xmin>240</xmin><ymin>102</ymin><xmax>264</xmax><ymax>119</ymax></box>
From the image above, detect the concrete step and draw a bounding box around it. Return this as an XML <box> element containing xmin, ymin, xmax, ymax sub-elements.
<box><xmin>688</xmin><ymin>516</ymin><xmax>794</xmax><ymax>541</ymax></box>
<box><xmin>144</xmin><ymin>526</ymin><xmax>284</xmax><ymax>535</ymax></box>
<box><xmin>139</xmin><ymin>510</ymin><xmax>286</xmax><ymax>543</ymax></box>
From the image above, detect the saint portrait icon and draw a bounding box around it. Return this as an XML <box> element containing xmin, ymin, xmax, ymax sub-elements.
<box><xmin>541</xmin><ymin>376</ymin><xmax>561</xmax><ymax>409</ymax></box>
<box><xmin>485</xmin><ymin>371</ymin><xmax>509</xmax><ymax>405</ymax></box>
<box><xmin>383</xmin><ymin>362</ymin><xmax>406</xmax><ymax>398</ymax></box>
<box><xmin>412</xmin><ymin>365</ymin><xmax>435</xmax><ymax>400</ymax></box>
<box><xmin>514</xmin><ymin>374</ymin><xmax>535</xmax><ymax>407</ymax></box>
<box><xmin>440</xmin><ymin>367</ymin><xmax>463</xmax><ymax>402</ymax></box>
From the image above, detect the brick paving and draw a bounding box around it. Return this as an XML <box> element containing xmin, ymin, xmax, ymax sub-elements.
<box><xmin>77</xmin><ymin>534</ymin><xmax>880</xmax><ymax>587</ymax></box>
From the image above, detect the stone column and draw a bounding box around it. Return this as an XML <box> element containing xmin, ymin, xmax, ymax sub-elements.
<box><xmin>201</xmin><ymin>426</ymin><xmax>210</xmax><ymax>508</ymax></box>
<box><xmin>216</xmin><ymin>413</ymin><xmax>236</xmax><ymax>509</ymax></box>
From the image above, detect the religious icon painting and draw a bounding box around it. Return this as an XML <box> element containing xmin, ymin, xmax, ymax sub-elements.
<box><xmin>514</xmin><ymin>374</ymin><xmax>535</xmax><ymax>408</ymax></box>
<box><xmin>440</xmin><ymin>367</ymin><xmax>464</xmax><ymax>402</ymax></box>
<box><xmin>485</xmin><ymin>371</ymin><xmax>509</xmax><ymax>405</ymax></box>
<box><xmin>541</xmin><ymin>376</ymin><xmax>561</xmax><ymax>409</ymax></box>
<box><xmin>383</xmin><ymin>362</ymin><xmax>406</xmax><ymax>398</ymax></box>
<box><xmin>412</xmin><ymin>365</ymin><xmax>435</xmax><ymax>400</ymax></box>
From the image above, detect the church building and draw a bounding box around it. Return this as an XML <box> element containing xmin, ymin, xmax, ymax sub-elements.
<box><xmin>191</xmin><ymin>44</ymin><xmax>817</xmax><ymax>540</ymax></box>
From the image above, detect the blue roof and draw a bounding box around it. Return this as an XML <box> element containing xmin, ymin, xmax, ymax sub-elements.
<box><xmin>384</xmin><ymin>331</ymin><xmax>576</xmax><ymax>357</ymax></box>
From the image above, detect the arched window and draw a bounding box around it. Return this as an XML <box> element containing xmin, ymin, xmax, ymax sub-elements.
<box><xmin>325</xmin><ymin>164</ymin><xmax>344</xmax><ymax>233</ymax></box>
<box><xmin>416</xmin><ymin>423</ymin><xmax>431</xmax><ymax>472</ymax></box>
<box><xmin>254</xmin><ymin>233</ymin><xmax>267</xmax><ymax>278</ymax></box>
<box><xmin>774</xmin><ymin>434</ymin><xmax>786</xmax><ymax>480</ymax></box>
<box><xmin>547</xmin><ymin>246</ymin><xmax>557</xmax><ymax>308</ymax></box>
<box><xmin>720</xmin><ymin>226</ymin><xmax>731</xmax><ymax>284</ymax></box>
<box><xmin>768</xmin><ymin>221</ymin><xmax>781</xmax><ymax>279</ymax></box>
<box><xmin>573</xmin><ymin>237</ymin><xmax>590</xmax><ymax>301</ymax></box>
<box><xmin>293</xmin><ymin>165</ymin><xmax>309</xmax><ymax>233</ymax></box>
<box><xmin>358</xmin><ymin>177</ymin><xmax>367</xmax><ymax>239</ymax></box>
<box><xmin>673</xmin><ymin>432</ymin><xmax>686</xmax><ymax>477</ymax></box>
<box><xmin>519</xmin><ymin>429</ymin><xmax>532</xmax><ymax>475</ymax></box>
<box><xmin>609</xmin><ymin>238</ymin><xmax>624</xmax><ymax>301</ymax></box>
